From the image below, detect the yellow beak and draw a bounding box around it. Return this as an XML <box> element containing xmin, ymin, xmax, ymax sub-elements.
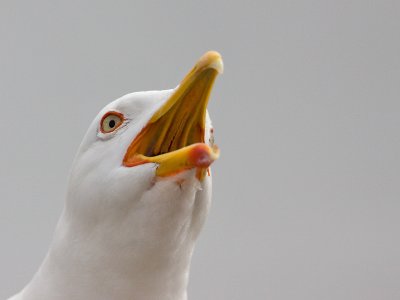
<box><xmin>123</xmin><ymin>51</ymin><xmax>223</xmax><ymax>178</ymax></box>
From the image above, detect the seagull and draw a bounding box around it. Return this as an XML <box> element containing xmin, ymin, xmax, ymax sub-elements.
<box><xmin>8</xmin><ymin>51</ymin><xmax>223</xmax><ymax>300</ymax></box>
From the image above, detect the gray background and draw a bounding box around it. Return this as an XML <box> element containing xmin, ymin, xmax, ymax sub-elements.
<box><xmin>1</xmin><ymin>1</ymin><xmax>399</xmax><ymax>299</ymax></box>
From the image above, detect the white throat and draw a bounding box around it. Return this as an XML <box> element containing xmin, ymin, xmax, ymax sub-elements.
<box><xmin>16</xmin><ymin>171</ymin><xmax>212</xmax><ymax>300</ymax></box>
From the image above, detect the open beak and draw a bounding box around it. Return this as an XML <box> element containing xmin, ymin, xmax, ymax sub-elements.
<box><xmin>123</xmin><ymin>51</ymin><xmax>223</xmax><ymax>178</ymax></box>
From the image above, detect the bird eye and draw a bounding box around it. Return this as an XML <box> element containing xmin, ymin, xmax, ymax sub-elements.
<box><xmin>100</xmin><ymin>112</ymin><xmax>124</xmax><ymax>133</ymax></box>
<box><xmin>209</xmin><ymin>128</ymin><xmax>215</xmax><ymax>146</ymax></box>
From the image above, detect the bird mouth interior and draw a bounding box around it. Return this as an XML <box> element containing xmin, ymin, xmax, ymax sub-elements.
<box><xmin>122</xmin><ymin>51</ymin><xmax>222</xmax><ymax>177</ymax></box>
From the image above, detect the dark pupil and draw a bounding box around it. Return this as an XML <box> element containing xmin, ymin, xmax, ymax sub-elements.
<box><xmin>109</xmin><ymin>119</ymin><xmax>116</xmax><ymax>128</ymax></box>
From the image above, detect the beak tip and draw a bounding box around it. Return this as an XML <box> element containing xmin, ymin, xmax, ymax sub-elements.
<box><xmin>189</xmin><ymin>143</ymin><xmax>220</xmax><ymax>169</ymax></box>
<box><xmin>198</xmin><ymin>51</ymin><xmax>224</xmax><ymax>74</ymax></box>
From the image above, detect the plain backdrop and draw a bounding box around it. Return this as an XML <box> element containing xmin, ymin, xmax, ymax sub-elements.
<box><xmin>1</xmin><ymin>1</ymin><xmax>399</xmax><ymax>299</ymax></box>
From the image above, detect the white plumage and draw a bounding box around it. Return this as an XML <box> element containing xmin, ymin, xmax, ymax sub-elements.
<box><xmin>9</xmin><ymin>51</ymin><xmax>223</xmax><ymax>300</ymax></box>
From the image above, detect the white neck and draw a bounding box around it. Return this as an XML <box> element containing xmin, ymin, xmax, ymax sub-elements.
<box><xmin>16</xmin><ymin>172</ymin><xmax>211</xmax><ymax>300</ymax></box>
<box><xmin>19</xmin><ymin>211</ymin><xmax>194</xmax><ymax>300</ymax></box>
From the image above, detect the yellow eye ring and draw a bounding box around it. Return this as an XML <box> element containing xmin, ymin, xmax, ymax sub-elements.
<box><xmin>100</xmin><ymin>111</ymin><xmax>124</xmax><ymax>133</ymax></box>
